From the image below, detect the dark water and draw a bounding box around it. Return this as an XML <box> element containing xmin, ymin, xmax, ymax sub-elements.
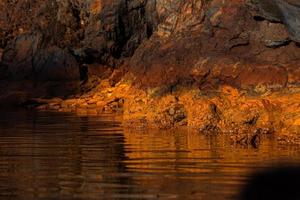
<box><xmin>0</xmin><ymin>110</ymin><xmax>299</xmax><ymax>200</ymax></box>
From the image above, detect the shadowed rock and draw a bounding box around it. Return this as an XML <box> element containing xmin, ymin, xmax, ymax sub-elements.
<box><xmin>0</xmin><ymin>0</ymin><xmax>299</xmax><ymax>87</ymax></box>
<box><xmin>256</xmin><ymin>0</ymin><xmax>300</xmax><ymax>43</ymax></box>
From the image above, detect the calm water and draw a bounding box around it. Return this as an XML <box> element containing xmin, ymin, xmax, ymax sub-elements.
<box><xmin>0</xmin><ymin>110</ymin><xmax>299</xmax><ymax>200</ymax></box>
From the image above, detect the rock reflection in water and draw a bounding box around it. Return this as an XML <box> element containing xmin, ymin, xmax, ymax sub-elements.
<box><xmin>123</xmin><ymin>129</ymin><xmax>300</xmax><ymax>199</ymax></box>
<box><xmin>0</xmin><ymin>110</ymin><xmax>299</xmax><ymax>200</ymax></box>
<box><xmin>0</xmin><ymin>110</ymin><xmax>133</xmax><ymax>199</ymax></box>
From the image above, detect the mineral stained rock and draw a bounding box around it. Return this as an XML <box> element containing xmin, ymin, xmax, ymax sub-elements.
<box><xmin>0</xmin><ymin>0</ymin><xmax>157</xmax><ymax>80</ymax></box>
<box><xmin>0</xmin><ymin>0</ymin><xmax>299</xmax><ymax>144</ymax></box>
<box><xmin>130</xmin><ymin>0</ymin><xmax>300</xmax><ymax>88</ymax></box>
<box><xmin>0</xmin><ymin>0</ymin><xmax>299</xmax><ymax>81</ymax></box>
<box><xmin>255</xmin><ymin>0</ymin><xmax>300</xmax><ymax>42</ymax></box>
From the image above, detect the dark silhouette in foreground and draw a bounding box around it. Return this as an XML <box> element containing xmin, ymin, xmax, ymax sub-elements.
<box><xmin>241</xmin><ymin>165</ymin><xmax>300</xmax><ymax>200</ymax></box>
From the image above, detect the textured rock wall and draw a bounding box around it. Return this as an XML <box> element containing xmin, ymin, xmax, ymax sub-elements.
<box><xmin>0</xmin><ymin>0</ymin><xmax>156</xmax><ymax>80</ymax></box>
<box><xmin>0</xmin><ymin>0</ymin><xmax>299</xmax><ymax>85</ymax></box>
<box><xmin>256</xmin><ymin>0</ymin><xmax>300</xmax><ymax>42</ymax></box>
<box><xmin>0</xmin><ymin>0</ymin><xmax>299</xmax><ymax>143</ymax></box>
<box><xmin>130</xmin><ymin>0</ymin><xmax>300</xmax><ymax>88</ymax></box>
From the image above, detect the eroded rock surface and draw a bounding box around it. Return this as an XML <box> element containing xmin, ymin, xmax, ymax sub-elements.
<box><xmin>0</xmin><ymin>0</ymin><xmax>299</xmax><ymax>82</ymax></box>
<box><xmin>255</xmin><ymin>0</ymin><xmax>300</xmax><ymax>42</ymax></box>
<box><xmin>130</xmin><ymin>0</ymin><xmax>300</xmax><ymax>89</ymax></box>
<box><xmin>0</xmin><ymin>0</ymin><xmax>157</xmax><ymax>80</ymax></box>
<box><xmin>0</xmin><ymin>0</ymin><xmax>299</xmax><ymax>144</ymax></box>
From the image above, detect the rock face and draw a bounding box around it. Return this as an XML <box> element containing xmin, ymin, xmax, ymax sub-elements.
<box><xmin>130</xmin><ymin>0</ymin><xmax>300</xmax><ymax>88</ymax></box>
<box><xmin>1</xmin><ymin>0</ymin><xmax>299</xmax><ymax>144</ymax></box>
<box><xmin>255</xmin><ymin>0</ymin><xmax>300</xmax><ymax>43</ymax></box>
<box><xmin>0</xmin><ymin>0</ymin><xmax>157</xmax><ymax>80</ymax></box>
<box><xmin>0</xmin><ymin>0</ymin><xmax>299</xmax><ymax>83</ymax></box>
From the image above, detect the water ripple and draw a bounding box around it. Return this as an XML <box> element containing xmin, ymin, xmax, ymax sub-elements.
<box><xmin>0</xmin><ymin>109</ymin><xmax>299</xmax><ymax>200</ymax></box>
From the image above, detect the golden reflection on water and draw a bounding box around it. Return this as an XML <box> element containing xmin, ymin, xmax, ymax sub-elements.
<box><xmin>0</xmin><ymin>110</ymin><xmax>299</xmax><ymax>200</ymax></box>
<box><xmin>123</xmin><ymin>128</ymin><xmax>300</xmax><ymax>199</ymax></box>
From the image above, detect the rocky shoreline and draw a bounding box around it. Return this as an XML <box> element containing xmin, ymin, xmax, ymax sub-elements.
<box><xmin>8</xmin><ymin>68</ymin><xmax>297</xmax><ymax>147</ymax></box>
<box><xmin>0</xmin><ymin>0</ymin><xmax>300</xmax><ymax>146</ymax></box>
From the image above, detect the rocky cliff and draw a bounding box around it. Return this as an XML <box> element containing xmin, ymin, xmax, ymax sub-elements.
<box><xmin>0</xmin><ymin>0</ymin><xmax>300</xmax><ymax>145</ymax></box>
<box><xmin>1</xmin><ymin>0</ymin><xmax>299</xmax><ymax>82</ymax></box>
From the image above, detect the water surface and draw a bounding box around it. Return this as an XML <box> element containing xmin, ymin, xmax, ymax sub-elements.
<box><xmin>0</xmin><ymin>109</ymin><xmax>299</xmax><ymax>200</ymax></box>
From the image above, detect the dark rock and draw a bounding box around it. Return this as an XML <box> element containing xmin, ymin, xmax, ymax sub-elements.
<box><xmin>258</xmin><ymin>21</ymin><xmax>291</xmax><ymax>48</ymax></box>
<box><xmin>79</xmin><ymin>0</ymin><xmax>157</xmax><ymax>65</ymax></box>
<box><xmin>2</xmin><ymin>33</ymin><xmax>42</xmax><ymax>79</ymax></box>
<box><xmin>255</xmin><ymin>0</ymin><xmax>300</xmax><ymax>43</ymax></box>
<box><xmin>130</xmin><ymin>0</ymin><xmax>299</xmax><ymax>88</ymax></box>
<box><xmin>0</xmin><ymin>48</ymin><xmax>3</xmax><ymax>62</ymax></box>
<box><xmin>109</xmin><ymin>68</ymin><xmax>127</xmax><ymax>86</ymax></box>
<box><xmin>0</xmin><ymin>0</ymin><xmax>159</xmax><ymax>80</ymax></box>
<box><xmin>79</xmin><ymin>64</ymin><xmax>89</xmax><ymax>82</ymax></box>
<box><xmin>250</xmin><ymin>133</ymin><xmax>261</xmax><ymax>148</ymax></box>
<box><xmin>200</xmin><ymin>124</ymin><xmax>221</xmax><ymax>135</ymax></box>
<box><xmin>264</xmin><ymin>39</ymin><xmax>290</xmax><ymax>48</ymax></box>
<box><xmin>0</xmin><ymin>0</ymin><xmax>299</xmax><ymax>89</ymax></box>
<box><xmin>33</xmin><ymin>47</ymin><xmax>80</xmax><ymax>81</ymax></box>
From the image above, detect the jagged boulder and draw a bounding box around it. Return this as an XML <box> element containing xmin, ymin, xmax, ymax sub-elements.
<box><xmin>254</xmin><ymin>0</ymin><xmax>300</xmax><ymax>43</ymax></box>
<box><xmin>33</xmin><ymin>46</ymin><xmax>80</xmax><ymax>81</ymax></box>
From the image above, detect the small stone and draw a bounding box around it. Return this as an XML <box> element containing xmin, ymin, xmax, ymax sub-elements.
<box><xmin>250</xmin><ymin>134</ymin><xmax>261</xmax><ymax>148</ymax></box>
<box><xmin>110</xmin><ymin>102</ymin><xmax>119</xmax><ymax>110</ymax></box>
<box><xmin>174</xmin><ymin>113</ymin><xmax>186</xmax><ymax>122</ymax></box>
<box><xmin>119</xmin><ymin>98</ymin><xmax>125</xmax><ymax>104</ymax></box>
<box><xmin>254</xmin><ymin>84</ymin><xmax>267</xmax><ymax>94</ymax></box>
<box><xmin>169</xmin><ymin>107</ymin><xmax>175</xmax><ymax>115</ymax></box>
<box><xmin>264</xmin><ymin>39</ymin><xmax>290</xmax><ymax>48</ymax></box>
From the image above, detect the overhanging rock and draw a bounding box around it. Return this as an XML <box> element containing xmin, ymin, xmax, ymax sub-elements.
<box><xmin>256</xmin><ymin>0</ymin><xmax>300</xmax><ymax>43</ymax></box>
